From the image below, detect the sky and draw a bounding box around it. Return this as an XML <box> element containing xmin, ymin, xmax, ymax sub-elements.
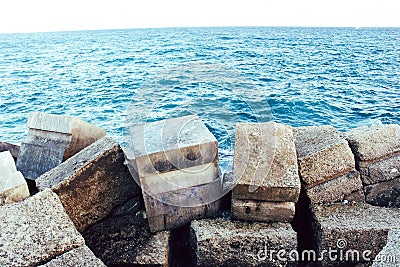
<box><xmin>0</xmin><ymin>0</ymin><xmax>399</xmax><ymax>34</ymax></box>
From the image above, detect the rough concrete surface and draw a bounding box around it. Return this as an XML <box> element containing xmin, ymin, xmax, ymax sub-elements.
<box><xmin>0</xmin><ymin>189</ymin><xmax>85</xmax><ymax>266</ymax></box>
<box><xmin>311</xmin><ymin>202</ymin><xmax>400</xmax><ymax>266</ymax></box>
<box><xmin>306</xmin><ymin>170</ymin><xmax>363</xmax><ymax>204</ymax></box>
<box><xmin>40</xmin><ymin>246</ymin><xmax>106</xmax><ymax>267</ymax></box>
<box><xmin>364</xmin><ymin>177</ymin><xmax>400</xmax><ymax>208</ymax></box>
<box><xmin>233</xmin><ymin>122</ymin><xmax>300</xmax><ymax>202</ymax></box>
<box><xmin>359</xmin><ymin>153</ymin><xmax>400</xmax><ymax>185</ymax></box>
<box><xmin>83</xmin><ymin>202</ymin><xmax>170</xmax><ymax>267</ymax></box>
<box><xmin>294</xmin><ymin>125</ymin><xmax>356</xmax><ymax>187</ymax></box>
<box><xmin>190</xmin><ymin>218</ymin><xmax>297</xmax><ymax>267</ymax></box>
<box><xmin>0</xmin><ymin>141</ymin><xmax>20</xmax><ymax>161</ymax></box>
<box><xmin>372</xmin><ymin>229</ymin><xmax>400</xmax><ymax>267</ymax></box>
<box><xmin>36</xmin><ymin>136</ymin><xmax>141</xmax><ymax>232</ymax></box>
<box><xmin>346</xmin><ymin>124</ymin><xmax>400</xmax><ymax>164</ymax></box>
<box><xmin>232</xmin><ymin>198</ymin><xmax>295</xmax><ymax>223</ymax></box>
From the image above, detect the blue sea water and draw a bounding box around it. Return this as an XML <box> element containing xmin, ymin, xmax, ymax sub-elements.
<box><xmin>0</xmin><ymin>27</ymin><xmax>399</xmax><ymax>169</ymax></box>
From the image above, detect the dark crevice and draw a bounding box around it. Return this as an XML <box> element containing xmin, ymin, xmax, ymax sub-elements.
<box><xmin>169</xmin><ymin>225</ymin><xmax>196</xmax><ymax>267</ymax></box>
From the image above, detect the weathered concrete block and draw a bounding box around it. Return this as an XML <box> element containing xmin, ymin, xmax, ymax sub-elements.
<box><xmin>17</xmin><ymin>112</ymin><xmax>106</xmax><ymax>181</ymax></box>
<box><xmin>232</xmin><ymin>198</ymin><xmax>295</xmax><ymax>223</ymax></box>
<box><xmin>294</xmin><ymin>126</ymin><xmax>356</xmax><ymax>187</ymax></box>
<box><xmin>306</xmin><ymin>170</ymin><xmax>363</xmax><ymax>204</ymax></box>
<box><xmin>83</xmin><ymin>202</ymin><xmax>170</xmax><ymax>267</ymax></box>
<box><xmin>0</xmin><ymin>141</ymin><xmax>20</xmax><ymax>161</ymax></box>
<box><xmin>143</xmin><ymin>181</ymin><xmax>221</xmax><ymax>232</ymax></box>
<box><xmin>0</xmin><ymin>151</ymin><xmax>30</xmax><ymax>205</ymax></box>
<box><xmin>311</xmin><ymin>203</ymin><xmax>400</xmax><ymax>266</ymax></box>
<box><xmin>364</xmin><ymin>177</ymin><xmax>400</xmax><ymax>208</ymax></box>
<box><xmin>359</xmin><ymin>153</ymin><xmax>400</xmax><ymax>185</ymax></box>
<box><xmin>0</xmin><ymin>189</ymin><xmax>85</xmax><ymax>266</ymax></box>
<box><xmin>40</xmin><ymin>246</ymin><xmax>106</xmax><ymax>267</ymax></box>
<box><xmin>372</xmin><ymin>229</ymin><xmax>400</xmax><ymax>267</ymax></box>
<box><xmin>140</xmin><ymin>162</ymin><xmax>220</xmax><ymax>196</ymax></box>
<box><xmin>190</xmin><ymin>218</ymin><xmax>297</xmax><ymax>267</ymax></box>
<box><xmin>346</xmin><ymin>124</ymin><xmax>400</xmax><ymax>166</ymax></box>
<box><xmin>233</xmin><ymin>122</ymin><xmax>300</xmax><ymax>202</ymax></box>
<box><xmin>36</xmin><ymin>136</ymin><xmax>141</xmax><ymax>232</ymax></box>
<box><xmin>126</xmin><ymin>114</ymin><xmax>218</xmax><ymax>177</ymax></box>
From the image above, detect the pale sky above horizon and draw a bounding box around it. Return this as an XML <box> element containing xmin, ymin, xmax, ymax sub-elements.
<box><xmin>0</xmin><ymin>0</ymin><xmax>399</xmax><ymax>34</ymax></box>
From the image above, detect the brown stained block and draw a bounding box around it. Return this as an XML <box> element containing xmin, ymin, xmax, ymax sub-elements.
<box><xmin>17</xmin><ymin>112</ymin><xmax>106</xmax><ymax>181</ymax></box>
<box><xmin>143</xmin><ymin>181</ymin><xmax>221</xmax><ymax>232</ymax></box>
<box><xmin>311</xmin><ymin>203</ymin><xmax>400</xmax><ymax>266</ymax></box>
<box><xmin>346</xmin><ymin>124</ymin><xmax>400</xmax><ymax>166</ymax></box>
<box><xmin>36</xmin><ymin>136</ymin><xmax>141</xmax><ymax>232</ymax></box>
<box><xmin>27</xmin><ymin>112</ymin><xmax>107</xmax><ymax>160</ymax></box>
<box><xmin>294</xmin><ymin>126</ymin><xmax>356</xmax><ymax>188</ymax></box>
<box><xmin>359</xmin><ymin>153</ymin><xmax>400</xmax><ymax>185</ymax></box>
<box><xmin>190</xmin><ymin>218</ymin><xmax>297</xmax><ymax>267</ymax></box>
<box><xmin>140</xmin><ymin>162</ymin><xmax>220</xmax><ymax>196</ymax></box>
<box><xmin>231</xmin><ymin>198</ymin><xmax>295</xmax><ymax>223</ymax></box>
<box><xmin>232</xmin><ymin>122</ymin><xmax>300</xmax><ymax>202</ymax></box>
<box><xmin>127</xmin><ymin>115</ymin><xmax>218</xmax><ymax>177</ymax></box>
<box><xmin>306</xmin><ymin>170</ymin><xmax>363</xmax><ymax>204</ymax></box>
<box><xmin>364</xmin><ymin>177</ymin><xmax>400</xmax><ymax>208</ymax></box>
<box><xmin>40</xmin><ymin>246</ymin><xmax>106</xmax><ymax>267</ymax></box>
<box><xmin>0</xmin><ymin>189</ymin><xmax>85</xmax><ymax>266</ymax></box>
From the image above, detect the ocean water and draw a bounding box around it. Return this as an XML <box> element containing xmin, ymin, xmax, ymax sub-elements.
<box><xmin>1</xmin><ymin>27</ymin><xmax>399</xmax><ymax>170</ymax></box>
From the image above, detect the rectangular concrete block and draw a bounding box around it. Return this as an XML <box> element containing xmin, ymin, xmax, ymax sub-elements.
<box><xmin>306</xmin><ymin>170</ymin><xmax>363</xmax><ymax>204</ymax></box>
<box><xmin>311</xmin><ymin>203</ymin><xmax>400</xmax><ymax>266</ymax></box>
<box><xmin>0</xmin><ymin>189</ymin><xmax>85</xmax><ymax>266</ymax></box>
<box><xmin>83</xmin><ymin>205</ymin><xmax>170</xmax><ymax>267</ymax></box>
<box><xmin>364</xmin><ymin>177</ymin><xmax>400</xmax><ymax>208</ymax></box>
<box><xmin>36</xmin><ymin>136</ymin><xmax>141</xmax><ymax>232</ymax></box>
<box><xmin>127</xmin><ymin>115</ymin><xmax>218</xmax><ymax>177</ymax></box>
<box><xmin>359</xmin><ymin>153</ymin><xmax>400</xmax><ymax>185</ymax></box>
<box><xmin>233</xmin><ymin>122</ymin><xmax>301</xmax><ymax>202</ymax></box>
<box><xmin>143</xmin><ymin>181</ymin><xmax>221</xmax><ymax>232</ymax></box>
<box><xmin>346</xmin><ymin>124</ymin><xmax>400</xmax><ymax>165</ymax></box>
<box><xmin>17</xmin><ymin>112</ymin><xmax>106</xmax><ymax>181</ymax></box>
<box><xmin>0</xmin><ymin>151</ymin><xmax>30</xmax><ymax>205</ymax></box>
<box><xmin>294</xmin><ymin>126</ymin><xmax>356</xmax><ymax>187</ymax></box>
<box><xmin>40</xmin><ymin>246</ymin><xmax>106</xmax><ymax>267</ymax></box>
<box><xmin>140</xmin><ymin>162</ymin><xmax>220</xmax><ymax>195</ymax></box>
<box><xmin>232</xmin><ymin>198</ymin><xmax>295</xmax><ymax>223</ymax></box>
<box><xmin>190</xmin><ymin>218</ymin><xmax>297</xmax><ymax>267</ymax></box>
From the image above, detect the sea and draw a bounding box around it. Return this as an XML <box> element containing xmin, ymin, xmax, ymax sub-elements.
<box><xmin>1</xmin><ymin>27</ymin><xmax>399</xmax><ymax>171</ymax></box>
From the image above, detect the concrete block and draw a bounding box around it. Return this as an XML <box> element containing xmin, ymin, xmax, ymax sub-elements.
<box><xmin>233</xmin><ymin>122</ymin><xmax>300</xmax><ymax>202</ymax></box>
<box><xmin>17</xmin><ymin>112</ymin><xmax>106</xmax><ymax>181</ymax></box>
<box><xmin>127</xmin><ymin>114</ymin><xmax>218</xmax><ymax>177</ymax></box>
<box><xmin>372</xmin><ymin>229</ymin><xmax>400</xmax><ymax>266</ymax></box>
<box><xmin>143</xmin><ymin>181</ymin><xmax>221</xmax><ymax>232</ymax></box>
<box><xmin>0</xmin><ymin>189</ymin><xmax>85</xmax><ymax>266</ymax></box>
<box><xmin>294</xmin><ymin>126</ymin><xmax>356</xmax><ymax>187</ymax></box>
<box><xmin>0</xmin><ymin>151</ymin><xmax>30</xmax><ymax>205</ymax></box>
<box><xmin>190</xmin><ymin>218</ymin><xmax>297</xmax><ymax>267</ymax></box>
<box><xmin>364</xmin><ymin>177</ymin><xmax>400</xmax><ymax>208</ymax></box>
<box><xmin>311</xmin><ymin>202</ymin><xmax>400</xmax><ymax>266</ymax></box>
<box><xmin>83</xmin><ymin>205</ymin><xmax>170</xmax><ymax>267</ymax></box>
<box><xmin>0</xmin><ymin>141</ymin><xmax>20</xmax><ymax>161</ymax></box>
<box><xmin>306</xmin><ymin>170</ymin><xmax>363</xmax><ymax>204</ymax></box>
<box><xmin>346</xmin><ymin>124</ymin><xmax>400</xmax><ymax>165</ymax></box>
<box><xmin>359</xmin><ymin>153</ymin><xmax>400</xmax><ymax>185</ymax></box>
<box><xmin>232</xmin><ymin>198</ymin><xmax>295</xmax><ymax>223</ymax></box>
<box><xmin>140</xmin><ymin>162</ymin><xmax>220</xmax><ymax>196</ymax></box>
<box><xmin>36</xmin><ymin>136</ymin><xmax>141</xmax><ymax>232</ymax></box>
<box><xmin>40</xmin><ymin>246</ymin><xmax>106</xmax><ymax>267</ymax></box>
